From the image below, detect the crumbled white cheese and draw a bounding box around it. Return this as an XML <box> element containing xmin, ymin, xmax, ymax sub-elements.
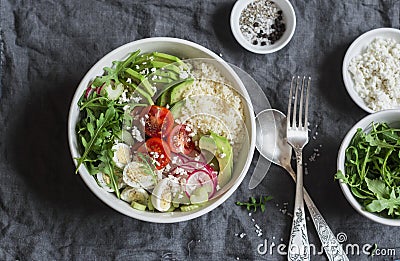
<box><xmin>140</xmin><ymin>117</ymin><xmax>145</xmax><ymax>126</ymax></box>
<box><xmin>130</xmin><ymin>95</ymin><xmax>142</xmax><ymax>103</ymax></box>
<box><xmin>119</xmin><ymin>89</ymin><xmax>130</xmax><ymax>103</ymax></box>
<box><xmin>348</xmin><ymin>38</ymin><xmax>400</xmax><ymax>111</ymax></box>
<box><xmin>179</xmin><ymin>71</ymin><xmax>189</xmax><ymax>79</ymax></box>
<box><xmin>131</xmin><ymin>126</ymin><xmax>144</xmax><ymax>142</ymax></box>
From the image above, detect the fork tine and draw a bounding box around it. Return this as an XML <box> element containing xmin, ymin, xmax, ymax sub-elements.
<box><xmin>298</xmin><ymin>76</ymin><xmax>305</xmax><ymax>128</ymax></box>
<box><xmin>287</xmin><ymin>76</ymin><xmax>295</xmax><ymax>127</ymax></box>
<box><xmin>304</xmin><ymin>76</ymin><xmax>311</xmax><ymax>127</ymax></box>
<box><xmin>292</xmin><ymin>76</ymin><xmax>300</xmax><ymax>127</ymax></box>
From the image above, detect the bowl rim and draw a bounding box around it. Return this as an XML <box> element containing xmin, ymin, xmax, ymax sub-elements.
<box><xmin>68</xmin><ymin>37</ymin><xmax>256</xmax><ymax>223</ymax></box>
<box><xmin>337</xmin><ymin>109</ymin><xmax>400</xmax><ymax>226</ymax></box>
<box><xmin>342</xmin><ymin>27</ymin><xmax>400</xmax><ymax>114</ymax></box>
<box><xmin>230</xmin><ymin>0</ymin><xmax>296</xmax><ymax>54</ymax></box>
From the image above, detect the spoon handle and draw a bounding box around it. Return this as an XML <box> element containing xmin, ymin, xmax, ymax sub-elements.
<box><xmin>303</xmin><ymin>190</ymin><xmax>349</xmax><ymax>261</ymax></box>
<box><xmin>287</xmin><ymin>168</ymin><xmax>349</xmax><ymax>261</ymax></box>
<box><xmin>288</xmin><ymin>150</ymin><xmax>310</xmax><ymax>261</ymax></box>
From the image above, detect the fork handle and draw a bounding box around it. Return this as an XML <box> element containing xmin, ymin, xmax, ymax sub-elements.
<box><xmin>288</xmin><ymin>149</ymin><xmax>310</xmax><ymax>261</ymax></box>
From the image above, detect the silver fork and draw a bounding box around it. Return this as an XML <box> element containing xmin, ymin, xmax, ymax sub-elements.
<box><xmin>287</xmin><ymin>76</ymin><xmax>310</xmax><ymax>261</ymax></box>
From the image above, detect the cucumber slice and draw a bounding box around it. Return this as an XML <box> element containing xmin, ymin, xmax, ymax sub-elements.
<box><xmin>190</xmin><ymin>186</ymin><xmax>211</xmax><ymax>204</ymax></box>
<box><xmin>122</xmin><ymin>129</ymin><xmax>135</xmax><ymax>146</ymax></box>
<box><xmin>173</xmin><ymin>191</ymin><xmax>191</xmax><ymax>205</ymax></box>
<box><xmin>131</xmin><ymin>201</ymin><xmax>147</xmax><ymax>211</ymax></box>
<box><xmin>102</xmin><ymin>83</ymin><xmax>124</xmax><ymax>100</ymax></box>
<box><xmin>147</xmin><ymin>195</ymin><xmax>155</xmax><ymax>211</ymax></box>
<box><xmin>166</xmin><ymin>206</ymin><xmax>176</xmax><ymax>212</ymax></box>
<box><xmin>180</xmin><ymin>205</ymin><xmax>200</xmax><ymax>212</ymax></box>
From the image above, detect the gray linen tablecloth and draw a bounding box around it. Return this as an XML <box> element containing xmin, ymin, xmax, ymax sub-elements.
<box><xmin>1</xmin><ymin>0</ymin><xmax>400</xmax><ymax>260</ymax></box>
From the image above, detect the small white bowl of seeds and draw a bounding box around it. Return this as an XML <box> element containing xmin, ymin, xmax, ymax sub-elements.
<box><xmin>230</xmin><ymin>0</ymin><xmax>296</xmax><ymax>54</ymax></box>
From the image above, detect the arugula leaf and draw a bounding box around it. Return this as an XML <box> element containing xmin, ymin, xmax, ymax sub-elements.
<box><xmin>365</xmin><ymin>178</ymin><xmax>390</xmax><ymax>199</ymax></box>
<box><xmin>76</xmin><ymin>105</ymin><xmax>115</xmax><ymax>171</ymax></box>
<box><xmin>366</xmin><ymin>197</ymin><xmax>400</xmax><ymax>214</ymax></box>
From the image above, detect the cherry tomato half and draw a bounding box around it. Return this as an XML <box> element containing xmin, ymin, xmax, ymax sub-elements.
<box><xmin>167</xmin><ymin>124</ymin><xmax>195</xmax><ymax>155</ymax></box>
<box><xmin>138</xmin><ymin>137</ymin><xmax>171</xmax><ymax>170</ymax></box>
<box><xmin>140</xmin><ymin>105</ymin><xmax>174</xmax><ymax>138</ymax></box>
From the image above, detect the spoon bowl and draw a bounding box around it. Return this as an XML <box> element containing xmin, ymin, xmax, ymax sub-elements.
<box><xmin>255</xmin><ymin>109</ymin><xmax>292</xmax><ymax>169</ymax></box>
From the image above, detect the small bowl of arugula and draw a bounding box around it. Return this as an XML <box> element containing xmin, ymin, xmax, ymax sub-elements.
<box><xmin>336</xmin><ymin>109</ymin><xmax>400</xmax><ymax>226</ymax></box>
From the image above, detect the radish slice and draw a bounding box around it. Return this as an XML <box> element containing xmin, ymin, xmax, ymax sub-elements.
<box><xmin>183</xmin><ymin>161</ymin><xmax>214</xmax><ymax>173</ymax></box>
<box><xmin>170</xmin><ymin>162</ymin><xmax>214</xmax><ymax>178</ymax></box>
<box><xmin>185</xmin><ymin>170</ymin><xmax>215</xmax><ymax>199</ymax></box>
<box><xmin>96</xmin><ymin>84</ymin><xmax>104</xmax><ymax>95</ymax></box>
<box><xmin>84</xmin><ymin>84</ymin><xmax>104</xmax><ymax>99</ymax></box>
<box><xmin>85</xmin><ymin>86</ymin><xmax>94</xmax><ymax>99</ymax></box>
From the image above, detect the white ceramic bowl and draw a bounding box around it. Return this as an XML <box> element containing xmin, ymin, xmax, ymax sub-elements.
<box><xmin>68</xmin><ymin>37</ymin><xmax>256</xmax><ymax>223</ymax></box>
<box><xmin>230</xmin><ymin>0</ymin><xmax>296</xmax><ymax>54</ymax></box>
<box><xmin>337</xmin><ymin>109</ymin><xmax>400</xmax><ymax>226</ymax></box>
<box><xmin>342</xmin><ymin>28</ymin><xmax>400</xmax><ymax>113</ymax></box>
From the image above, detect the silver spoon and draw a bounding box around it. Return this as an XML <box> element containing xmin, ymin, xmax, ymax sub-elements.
<box><xmin>255</xmin><ymin>109</ymin><xmax>348</xmax><ymax>261</ymax></box>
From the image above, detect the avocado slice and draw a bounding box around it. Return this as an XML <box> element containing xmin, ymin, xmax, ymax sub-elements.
<box><xmin>199</xmin><ymin>132</ymin><xmax>233</xmax><ymax>188</ymax></box>
<box><xmin>156</xmin><ymin>78</ymin><xmax>194</xmax><ymax>107</ymax></box>
<box><xmin>170</xmin><ymin>78</ymin><xmax>194</xmax><ymax>105</ymax></box>
<box><xmin>156</xmin><ymin>88</ymin><xmax>171</xmax><ymax>107</ymax></box>
<box><xmin>169</xmin><ymin>99</ymin><xmax>185</xmax><ymax>118</ymax></box>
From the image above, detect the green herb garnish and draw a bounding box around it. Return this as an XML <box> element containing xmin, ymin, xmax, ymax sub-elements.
<box><xmin>335</xmin><ymin>122</ymin><xmax>400</xmax><ymax>218</ymax></box>
<box><xmin>236</xmin><ymin>195</ymin><xmax>273</xmax><ymax>212</ymax></box>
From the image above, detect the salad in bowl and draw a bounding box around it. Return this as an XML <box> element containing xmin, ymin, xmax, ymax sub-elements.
<box><xmin>68</xmin><ymin>38</ymin><xmax>255</xmax><ymax>222</ymax></box>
